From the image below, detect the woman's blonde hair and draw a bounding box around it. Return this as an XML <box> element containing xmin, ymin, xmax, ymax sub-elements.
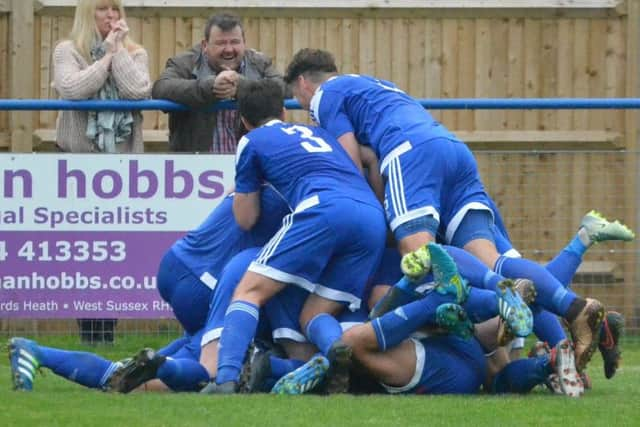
<box><xmin>69</xmin><ymin>0</ymin><xmax>139</xmax><ymax>61</ymax></box>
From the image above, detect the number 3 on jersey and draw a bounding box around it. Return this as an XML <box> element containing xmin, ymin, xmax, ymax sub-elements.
<box><xmin>281</xmin><ymin>125</ymin><xmax>333</xmax><ymax>153</ymax></box>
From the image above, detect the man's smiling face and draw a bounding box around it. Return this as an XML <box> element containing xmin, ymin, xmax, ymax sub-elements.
<box><xmin>204</xmin><ymin>25</ymin><xmax>246</xmax><ymax>72</ymax></box>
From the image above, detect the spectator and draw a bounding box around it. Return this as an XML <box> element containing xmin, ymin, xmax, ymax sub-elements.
<box><xmin>152</xmin><ymin>12</ymin><xmax>284</xmax><ymax>153</ymax></box>
<box><xmin>52</xmin><ymin>0</ymin><xmax>151</xmax><ymax>342</ymax></box>
<box><xmin>53</xmin><ymin>0</ymin><xmax>151</xmax><ymax>153</ymax></box>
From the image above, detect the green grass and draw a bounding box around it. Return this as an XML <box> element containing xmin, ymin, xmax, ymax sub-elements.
<box><xmin>0</xmin><ymin>335</ymin><xmax>639</xmax><ymax>427</ymax></box>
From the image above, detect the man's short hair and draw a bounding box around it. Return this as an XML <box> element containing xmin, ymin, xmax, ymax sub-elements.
<box><xmin>204</xmin><ymin>12</ymin><xmax>244</xmax><ymax>40</ymax></box>
<box><xmin>284</xmin><ymin>48</ymin><xmax>338</xmax><ymax>85</ymax></box>
<box><xmin>237</xmin><ymin>80</ymin><xmax>284</xmax><ymax>128</ymax></box>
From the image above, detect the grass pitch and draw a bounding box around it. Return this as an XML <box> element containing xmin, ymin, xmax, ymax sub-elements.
<box><xmin>0</xmin><ymin>334</ymin><xmax>638</xmax><ymax>427</ymax></box>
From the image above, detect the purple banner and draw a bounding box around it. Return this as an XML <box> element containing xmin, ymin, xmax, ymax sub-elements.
<box><xmin>0</xmin><ymin>231</ymin><xmax>182</xmax><ymax>318</ymax></box>
<box><xmin>0</xmin><ymin>154</ymin><xmax>235</xmax><ymax>319</ymax></box>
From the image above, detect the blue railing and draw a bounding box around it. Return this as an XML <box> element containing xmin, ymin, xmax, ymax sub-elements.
<box><xmin>2</xmin><ymin>98</ymin><xmax>640</xmax><ymax>111</ymax></box>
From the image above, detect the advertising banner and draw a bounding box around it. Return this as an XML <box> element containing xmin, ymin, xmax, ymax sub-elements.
<box><xmin>0</xmin><ymin>154</ymin><xmax>235</xmax><ymax>318</ymax></box>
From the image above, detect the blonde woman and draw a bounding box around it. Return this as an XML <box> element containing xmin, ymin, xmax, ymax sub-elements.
<box><xmin>53</xmin><ymin>0</ymin><xmax>151</xmax><ymax>153</ymax></box>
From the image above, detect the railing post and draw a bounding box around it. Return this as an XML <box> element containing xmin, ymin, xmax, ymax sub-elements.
<box><xmin>9</xmin><ymin>0</ymin><xmax>34</xmax><ymax>152</ymax></box>
<box><xmin>625</xmin><ymin>0</ymin><xmax>640</xmax><ymax>327</ymax></box>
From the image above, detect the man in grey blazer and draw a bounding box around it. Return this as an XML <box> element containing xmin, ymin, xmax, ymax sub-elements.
<box><xmin>153</xmin><ymin>13</ymin><xmax>285</xmax><ymax>153</ymax></box>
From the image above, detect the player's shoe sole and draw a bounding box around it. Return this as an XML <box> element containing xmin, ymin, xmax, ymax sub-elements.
<box><xmin>325</xmin><ymin>341</ymin><xmax>352</xmax><ymax>394</ymax></box>
<box><xmin>551</xmin><ymin>339</ymin><xmax>584</xmax><ymax>398</ymax></box>
<box><xmin>239</xmin><ymin>346</ymin><xmax>273</xmax><ymax>393</ymax></box>
<box><xmin>569</xmin><ymin>298</ymin><xmax>605</xmax><ymax>372</ymax></box>
<box><xmin>8</xmin><ymin>337</ymin><xmax>41</xmax><ymax>391</ymax></box>
<box><xmin>599</xmin><ymin>311</ymin><xmax>624</xmax><ymax>379</ymax></box>
<box><xmin>428</xmin><ymin>243</ymin><xmax>469</xmax><ymax>304</ymax></box>
<box><xmin>400</xmin><ymin>245</ymin><xmax>432</xmax><ymax>281</ymax></box>
<box><xmin>107</xmin><ymin>348</ymin><xmax>166</xmax><ymax>393</ymax></box>
<box><xmin>435</xmin><ymin>303</ymin><xmax>474</xmax><ymax>340</ymax></box>
<box><xmin>496</xmin><ymin>279</ymin><xmax>533</xmax><ymax>338</ymax></box>
<box><xmin>513</xmin><ymin>278</ymin><xmax>537</xmax><ymax>305</ymax></box>
<box><xmin>271</xmin><ymin>355</ymin><xmax>329</xmax><ymax>395</ymax></box>
<box><xmin>496</xmin><ymin>317</ymin><xmax>515</xmax><ymax>347</ymax></box>
<box><xmin>580</xmin><ymin>210</ymin><xmax>635</xmax><ymax>243</ymax></box>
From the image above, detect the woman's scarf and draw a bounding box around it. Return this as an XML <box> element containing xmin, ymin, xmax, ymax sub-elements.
<box><xmin>86</xmin><ymin>39</ymin><xmax>134</xmax><ymax>153</ymax></box>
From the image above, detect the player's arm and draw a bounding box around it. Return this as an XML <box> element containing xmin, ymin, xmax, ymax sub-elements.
<box><xmin>314</xmin><ymin>90</ymin><xmax>363</xmax><ymax>171</ymax></box>
<box><xmin>233</xmin><ymin>135</ymin><xmax>262</xmax><ymax>230</ymax></box>
<box><xmin>359</xmin><ymin>145</ymin><xmax>384</xmax><ymax>203</ymax></box>
<box><xmin>338</xmin><ymin>132</ymin><xmax>364</xmax><ymax>172</ymax></box>
<box><xmin>233</xmin><ymin>191</ymin><xmax>261</xmax><ymax>230</ymax></box>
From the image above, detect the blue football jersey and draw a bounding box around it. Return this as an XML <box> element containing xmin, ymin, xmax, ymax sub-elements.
<box><xmin>235</xmin><ymin>119</ymin><xmax>377</xmax><ymax>208</ymax></box>
<box><xmin>310</xmin><ymin>74</ymin><xmax>457</xmax><ymax>161</ymax></box>
<box><xmin>171</xmin><ymin>184</ymin><xmax>290</xmax><ymax>280</ymax></box>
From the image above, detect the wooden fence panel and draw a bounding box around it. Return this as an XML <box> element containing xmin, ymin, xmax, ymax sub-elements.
<box><xmin>0</xmin><ymin>13</ymin><xmax>8</xmax><ymax>147</ymax></box>
<box><xmin>0</xmin><ymin>1</ymin><xmax>637</xmax><ymax>330</ymax></box>
<box><xmin>21</xmin><ymin>7</ymin><xmax>629</xmax><ymax>142</ymax></box>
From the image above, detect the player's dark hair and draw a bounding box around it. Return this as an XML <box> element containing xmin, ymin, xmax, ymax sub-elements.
<box><xmin>284</xmin><ymin>48</ymin><xmax>338</xmax><ymax>85</ymax></box>
<box><xmin>204</xmin><ymin>12</ymin><xmax>244</xmax><ymax>41</ymax></box>
<box><xmin>237</xmin><ymin>79</ymin><xmax>284</xmax><ymax>127</ymax></box>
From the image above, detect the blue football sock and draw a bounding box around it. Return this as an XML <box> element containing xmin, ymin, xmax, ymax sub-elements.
<box><xmin>444</xmin><ymin>245</ymin><xmax>502</xmax><ymax>292</ymax></box>
<box><xmin>532</xmin><ymin>308</ymin><xmax>567</xmax><ymax>347</ymax></box>
<box><xmin>37</xmin><ymin>345</ymin><xmax>115</xmax><ymax>389</ymax></box>
<box><xmin>492</xmin><ymin>355</ymin><xmax>552</xmax><ymax>394</ymax></box>
<box><xmin>462</xmin><ymin>288</ymin><xmax>499</xmax><ymax>323</ymax></box>
<box><xmin>370</xmin><ymin>284</ymin><xmax>420</xmax><ymax>318</ymax></box>
<box><xmin>545</xmin><ymin>247</ymin><xmax>582</xmax><ymax>288</ymax></box>
<box><xmin>216</xmin><ymin>300</ymin><xmax>260</xmax><ymax>384</ymax></box>
<box><xmin>394</xmin><ymin>276</ymin><xmax>423</xmax><ymax>294</ymax></box>
<box><xmin>494</xmin><ymin>256</ymin><xmax>577</xmax><ymax>317</ymax></box>
<box><xmin>305</xmin><ymin>313</ymin><xmax>343</xmax><ymax>356</ymax></box>
<box><xmin>372</xmin><ymin>292</ymin><xmax>451</xmax><ymax>351</ymax></box>
<box><xmin>156</xmin><ymin>357</ymin><xmax>210</xmax><ymax>392</ymax></box>
<box><xmin>566</xmin><ymin>235</ymin><xmax>588</xmax><ymax>258</ymax></box>
<box><xmin>269</xmin><ymin>356</ymin><xmax>304</xmax><ymax>378</ymax></box>
<box><xmin>157</xmin><ymin>336</ymin><xmax>191</xmax><ymax>357</ymax></box>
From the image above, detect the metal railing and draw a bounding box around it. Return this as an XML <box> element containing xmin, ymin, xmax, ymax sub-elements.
<box><xmin>2</xmin><ymin>98</ymin><xmax>640</xmax><ymax>111</ymax></box>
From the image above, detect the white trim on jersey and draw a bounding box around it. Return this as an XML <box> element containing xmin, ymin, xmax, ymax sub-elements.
<box><xmin>199</xmin><ymin>272</ymin><xmax>218</xmax><ymax>290</ymax></box>
<box><xmin>294</xmin><ymin>194</ymin><xmax>320</xmax><ymax>213</ymax></box>
<box><xmin>256</xmin><ymin>214</ymin><xmax>293</xmax><ymax>265</ymax></box>
<box><xmin>273</xmin><ymin>322</ymin><xmax>365</xmax><ymax>344</ymax></box>
<box><xmin>272</xmin><ymin>328</ymin><xmax>307</xmax><ymax>343</ymax></box>
<box><xmin>264</xmin><ymin>119</ymin><xmax>283</xmax><ymax>127</ymax></box>
<box><xmin>380</xmin><ymin>140</ymin><xmax>412</xmax><ymax>174</ymax></box>
<box><xmin>248</xmin><ymin>262</ymin><xmax>317</xmax><ymax>293</ymax></box>
<box><xmin>256</xmin><ymin>194</ymin><xmax>318</xmax><ymax>265</ymax></box>
<box><xmin>502</xmin><ymin>248</ymin><xmax>522</xmax><ymax>258</ymax></box>
<box><xmin>389</xmin><ymin>206</ymin><xmax>440</xmax><ymax>232</ymax></box>
<box><xmin>248</xmin><ymin>262</ymin><xmax>361</xmax><ymax>310</ymax></box>
<box><xmin>309</xmin><ymin>87</ymin><xmax>324</xmax><ymax>125</ymax></box>
<box><xmin>313</xmin><ymin>284</ymin><xmax>361</xmax><ymax>311</ymax></box>
<box><xmin>444</xmin><ymin>202</ymin><xmax>494</xmax><ymax>244</ymax></box>
<box><xmin>235</xmin><ymin>135</ymin><xmax>250</xmax><ymax>166</ymax></box>
<box><xmin>201</xmin><ymin>328</ymin><xmax>223</xmax><ymax>347</ymax></box>
<box><xmin>380</xmin><ymin>338</ymin><xmax>425</xmax><ymax>394</ymax></box>
<box><xmin>388</xmin><ymin>158</ymin><xmax>407</xmax><ymax>221</ymax></box>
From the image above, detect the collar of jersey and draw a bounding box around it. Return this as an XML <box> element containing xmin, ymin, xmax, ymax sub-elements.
<box><xmin>264</xmin><ymin>119</ymin><xmax>282</xmax><ymax>127</ymax></box>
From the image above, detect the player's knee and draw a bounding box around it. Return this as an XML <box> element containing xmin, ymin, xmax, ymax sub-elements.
<box><xmin>199</xmin><ymin>341</ymin><xmax>218</xmax><ymax>377</ymax></box>
<box><xmin>395</xmin><ymin>218</ymin><xmax>438</xmax><ymax>254</ymax></box>
<box><xmin>341</xmin><ymin>324</ymin><xmax>375</xmax><ymax>353</ymax></box>
<box><xmin>233</xmin><ymin>279</ymin><xmax>279</xmax><ymax>306</ymax></box>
